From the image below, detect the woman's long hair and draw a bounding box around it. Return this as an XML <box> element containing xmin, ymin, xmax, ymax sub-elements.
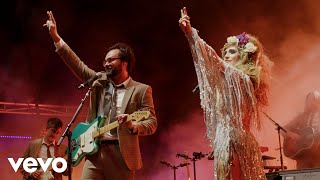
<box><xmin>221</xmin><ymin>33</ymin><xmax>273</xmax><ymax>107</ymax></box>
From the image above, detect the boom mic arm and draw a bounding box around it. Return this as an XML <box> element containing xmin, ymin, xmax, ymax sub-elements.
<box><xmin>176</xmin><ymin>153</ymin><xmax>190</xmax><ymax>159</ymax></box>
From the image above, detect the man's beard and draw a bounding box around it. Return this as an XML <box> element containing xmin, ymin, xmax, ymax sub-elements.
<box><xmin>106</xmin><ymin>67</ymin><xmax>121</xmax><ymax>77</ymax></box>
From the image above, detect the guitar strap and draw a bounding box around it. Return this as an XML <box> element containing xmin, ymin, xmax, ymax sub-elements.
<box><xmin>313</xmin><ymin>112</ymin><xmax>320</xmax><ymax>131</ymax></box>
<box><xmin>308</xmin><ymin>112</ymin><xmax>314</xmax><ymax>127</ymax></box>
<box><xmin>307</xmin><ymin>112</ymin><xmax>320</xmax><ymax>132</ymax></box>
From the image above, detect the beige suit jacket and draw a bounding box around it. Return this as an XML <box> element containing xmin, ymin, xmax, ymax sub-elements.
<box><xmin>19</xmin><ymin>138</ymin><xmax>67</xmax><ymax>180</ymax></box>
<box><xmin>56</xmin><ymin>43</ymin><xmax>157</xmax><ymax>170</ymax></box>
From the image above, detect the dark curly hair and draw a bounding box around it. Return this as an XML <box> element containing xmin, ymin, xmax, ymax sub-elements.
<box><xmin>108</xmin><ymin>43</ymin><xmax>136</xmax><ymax>73</ymax></box>
<box><xmin>46</xmin><ymin>117</ymin><xmax>63</xmax><ymax>130</ymax></box>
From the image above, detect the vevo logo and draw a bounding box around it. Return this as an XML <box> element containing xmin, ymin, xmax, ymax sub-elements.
<box><xmin>8</xmin><ymin>157</ymin><xmax>67</xmax><ymax>173</ymax></box>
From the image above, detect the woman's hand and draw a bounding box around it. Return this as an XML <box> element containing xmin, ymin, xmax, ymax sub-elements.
<box><xmin>179</xmin><ymin>7</ymin><xmax>192</xmax><ymax>34</ymax></box>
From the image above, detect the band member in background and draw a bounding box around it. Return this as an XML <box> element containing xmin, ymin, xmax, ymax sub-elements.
<box><xmin>283</xmin><ymin>90</ymin><xmax>320</xmax><ymax>169</ymax></box>
<box><xmin>19</xmin><ymin>117</ymin><xmax>67</xmax><ymax>180</ymax></box>
<box><xmin>44</xmin><ymin>11</ymin><xmax>157</xmax><ymax>180</ymax></box>
<box><xmin>179</xmin><ymin>7</ymin><xmax>273</xmax><ymax>180</ymax></box>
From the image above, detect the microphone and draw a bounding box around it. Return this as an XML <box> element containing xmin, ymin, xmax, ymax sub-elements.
<box><xmin>179</xmin><ymin>162</ymin><xmax>190</xmax><ymax>167</ymax></box>
<box><xmin>78</xmin><ymin>72</ymin><xmax>103</xmax><ymax>89</ymax></box>
<box><xmin>160</xmin><ymin>161</ymin><xmax>170</xmax><ymax>167</ymax></box>
<box><xmin>193</xmin><ymin>152</ymin><xmax>206</xmax><ymax>158</ymax></box>
<box><xmin>192</xmin><ymin>85</ymin><xmax>199</xmax><ymax>93</ymax></box>
<box><xmin>176</xmin><ymin>153</ymin><xmax>189</xmax><ymax>159</ymax></box>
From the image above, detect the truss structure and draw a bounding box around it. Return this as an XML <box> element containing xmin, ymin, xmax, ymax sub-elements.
<box><xmin>0</xmin><ymin>101</ymin><xmax>87</xmax><ymax>117</ymax></box>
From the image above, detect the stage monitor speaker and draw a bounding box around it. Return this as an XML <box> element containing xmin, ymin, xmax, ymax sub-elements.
<box><xmin>266</xmin><ymin>168</ymin><xmax>320</xmax><ymax>180</ymax></box>
<box><xmin>266</xmin><ymin>172</ymin><xmax>281</xmax><ymax>180</ymax></box>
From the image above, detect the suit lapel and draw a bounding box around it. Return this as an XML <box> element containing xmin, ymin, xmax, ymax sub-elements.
<box><xmin>94</xmin><ymin>77</ymin><xmax>136</xmax><ymax>115</ymax></box>
<box><xmin>34</xmin><ymin>139</ymin><xmax>42</xmax><ymax>158</ymax></box>
<box><xmin>120</xmin><ymin>79</ymin><xmax>136</xmax><ymax>114</ymax></box>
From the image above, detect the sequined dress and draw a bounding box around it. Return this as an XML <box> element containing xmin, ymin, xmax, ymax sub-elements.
<box><xmin>186</xmin><ymin>28</ymin><xmax>266</xmax><ymax>180</ymax></box>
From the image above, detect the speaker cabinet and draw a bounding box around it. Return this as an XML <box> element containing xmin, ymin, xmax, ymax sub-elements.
<box><xmin>266</xmin><ymin>168</ymin><xmax>320</xmax><ymax>180</ymax></box>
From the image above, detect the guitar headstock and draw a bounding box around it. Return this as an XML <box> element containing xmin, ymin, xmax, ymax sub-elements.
<box><xmin>128</xmin><ymin>111</ymin><xmax>150</xmax><ymax>122</ymax></box>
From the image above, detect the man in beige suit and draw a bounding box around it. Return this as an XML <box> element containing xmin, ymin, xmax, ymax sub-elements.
<box><xmin>20</xmin><ymin>117</ymin><xmax>67</xmax><ymax>180</ymax></box>
<box><xmin>44</xmin><ymin>11</ymin><xmax>157</xmax><ymax>180</ymax></box>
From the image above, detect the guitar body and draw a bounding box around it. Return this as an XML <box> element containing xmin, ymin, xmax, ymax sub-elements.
<box><xmin>283</xmin><ymin>127</ymin><xmax>319</xmax><ymax>160</ymax></box>
<box><xmin>70</xmin><ymin>111</ymin><xmax>150</xmax><ymax>167</ymax></box>
<box><xmin>70</xmin><ymin>115</ymin><xmax>105</xmax><ymax>167</ymax></box>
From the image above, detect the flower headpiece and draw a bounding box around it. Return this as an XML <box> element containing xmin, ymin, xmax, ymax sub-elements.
<box><xmin>226</xmin><ymin>32</ymin><xmax>257</xmax><ymax>53</ymax></box>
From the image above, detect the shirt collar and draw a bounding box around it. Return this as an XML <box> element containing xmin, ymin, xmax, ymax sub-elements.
<box><xmin>115</xmin><ymin>76</ymin><xmax>131</xmax><ymax>88</ymax></box>
<box><xmin>42</xmin><ymin>138</ymin><xmax>55</xmax><ymax>146</ymax></box>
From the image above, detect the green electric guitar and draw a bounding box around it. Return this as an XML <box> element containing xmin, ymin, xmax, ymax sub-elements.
<box><xmin>70</xmin><ymin>111</ymin><xmax>150</xmax><ymax>167</ymax></box>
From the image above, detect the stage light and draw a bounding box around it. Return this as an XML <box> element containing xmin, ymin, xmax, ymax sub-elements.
<box><xmin>0</xmin><ymin>135</ymin><xmax>32</xmax><ymax>139</ymax></box>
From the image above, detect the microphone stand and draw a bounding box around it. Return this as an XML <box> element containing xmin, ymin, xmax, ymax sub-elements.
<box><xmin>191</xmin><ymin>157</ymin><xmax>197</xmax><ymax>180</ymax></box>
<box><xmin>160</xmin><ymin>161</ymin><xmax>190</xmax><ymax>180</ymax></box>
<box><xmin>176</xmin><ymin>152</ymin><xmax>208</xmax><ymax>180</ymax></box>
<box><xmin>177</xmin><ymin>154</ymin><xmax>193</xmax><ymax>180</ymax></box>
<box><xmin>263</xmin><ymin>112</ymin><xmax>287</xmax><ymax>171</ymax></box>
<box><xmin>160</xmin><ymin>161</ymin><xmax>178</xmax><ymax>180</ymax></box>
<box><xmin>57</xmin><ymin>87</ymin><xmax>92</xmax><ymax>180</ymax></box>
<box><xmin>192</xmin><ymin>152</ymin><xmax>208</xmax><ymax>180</ymax></box>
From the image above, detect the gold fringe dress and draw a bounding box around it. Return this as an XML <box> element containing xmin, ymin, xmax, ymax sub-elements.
<box><xmin>186</xmin><ymin>28</ymin><xmax>266</xmax><ymax>180</ymax></box>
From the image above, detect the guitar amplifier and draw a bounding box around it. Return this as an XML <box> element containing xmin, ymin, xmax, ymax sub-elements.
<box><xmin>266</xmin><ymin>172</ymin><xmax>281</xmax><ymax>180</ymax></box>
<box><xmin>266</xmin><ymin>168</ymin><xmax>320</xmax><ymax>180</ymax></box>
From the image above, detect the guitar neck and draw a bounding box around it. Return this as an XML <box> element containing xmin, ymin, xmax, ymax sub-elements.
<box><xmin>92</xmin><ymin>115</ymin><xmax>135</xmax><ymax>138</ymax></box>
<box><xmin>93</xmin><ymin>121</ymin><xmax>119</xmax><ymax>138</ymax></box>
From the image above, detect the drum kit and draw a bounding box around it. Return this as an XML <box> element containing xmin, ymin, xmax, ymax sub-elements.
<box><xmin>160</xmin><ymin>149</ymin><xmax>287</xmax><ymax>180</ymax></box>
<box><xmin>161</xmin><ymin>113</ymin><xmax>289</xmax><ymax>179</ymax></box>
<box><xmin>261</xmin><ymin>147</ymin><xmax>287</xmax><ymax>173</ymax></box>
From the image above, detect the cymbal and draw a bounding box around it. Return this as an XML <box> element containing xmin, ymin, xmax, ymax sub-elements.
<box><xmin>262</xmin><ymin>155</ymin><xmax>276</xmax><ymax>160</ymax></box>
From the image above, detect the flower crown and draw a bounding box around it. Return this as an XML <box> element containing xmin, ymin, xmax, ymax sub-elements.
<box><xmin>226</xmin><ymin>32</ymin><xmax>257</xmax><ymax>53</ymax></box>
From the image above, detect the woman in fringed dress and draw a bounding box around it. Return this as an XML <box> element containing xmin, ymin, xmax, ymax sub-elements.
<box><xmin>179</xmin><ymin>7</ymin><xmax>273</xmax><ymax>180</ymax></box>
